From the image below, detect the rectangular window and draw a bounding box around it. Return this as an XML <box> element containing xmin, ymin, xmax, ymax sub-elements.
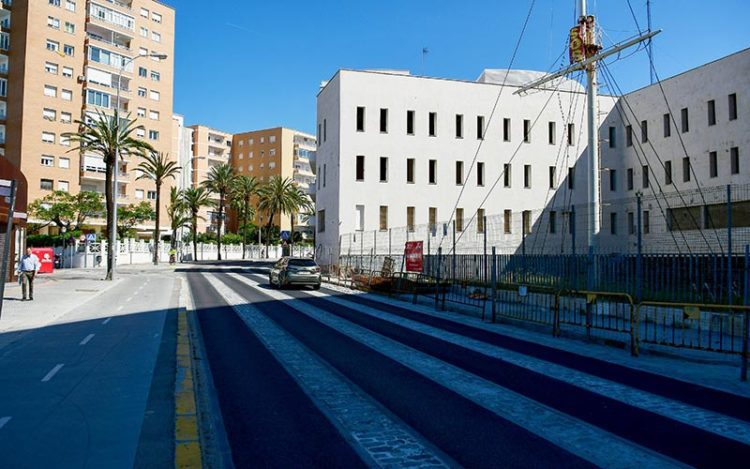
<box><xmin>139</xmin><ymin>66</ymin><xmax>147</xmax><ymax>77</ymax></box>
<box><xmin>41</xmin><ymin>156</ymin><xmax>55</xmax><ymax>167</ymax></box>
<box><xmin>626</xmin><ymin>125</ymin><xmax>633</xmax><ymax>147</ymax></box>
<box><xmin>149</xmin><ymin>110</ymin><xmax>159</xmax><ymax>120</ymax></box>
<box><xmin>317</xmin><ymin>210</ymin><xmax>325</xmax><ymax>232</ymax></box>
<box><xmin>60</xmin><ymin>135</ymin><xmax>70</xmax><ymax>146</ymax></box>
<box><xmin>663</xmin><ymin>113</ymin><xmax>671</xmax><ymax>137</ymax></box>
<box><xmin>609</xmin><ymin>169</ymin><xmax>617</xmax><ymax>191</ymax></box>
<box><xmin>323</xmin><ymin>119</ymin><xmax>327</xmax><ymax>141</ymax></box>
<box><xmin>681</xmin><ymin>108</ymin><xmax>689</xmax><ymax>133</ymax></box>
<box><xmin>504</xmin><ymin>210</ymin><xmax>512</xmax><ymax>234</ymax></box>
<box><xmin>610</xmin><ymin>212</ymin><xmax>618</xmax><ymax>235</ymax></box>
<box><xmin>138</xmin><ymin>87</ymin><xmax>147</xmax><ymax>97</ymax></box>
<box><xmin>140</xmin><ymin>27</ymin><xmax>148</xmax><ymax>37</ymax></box>
<box><xmin>523</xmin><ymin>119</ymin><xmax>531</xmax><ymax>143</ymax></box>
<box><xmin>62</xmin><ymin>66</ymin><xmax>73</xmax><ymax>78</ymax></box>
<box><xmin>707</xmin><ymin>99</ymin><xmax>716</xmax><ymax>126</ymax></box>
<box><xmin>548</xmin><ymin>121</ymin><xmax>556</xmax><ymax>145</ymax></box>
<box><xmin>379</xmin><ymin>108</ymin><xmax>388</xmax><ymax>133</ymax></box>
<box><xmin>477</xmin><ymin>162</ymin><xmax>484</xmax><ymax>186</ymax></box>
<box><xmin>407</xmin><ymin>206</ymin><xmax>415</xmax><ymax>232</ymax></box>
<box><xmin>429</xmin><ymin>207</ymin><xmax>437</xmax><ymax>232</ymax></box>
<box><xmin>152</xmin><ymin>12</ymin><xmax>162</xmax><ymax>23</ymax></box>
<box><xmin>152</xmin><ymin>32</ymin><xmax>161</xmax><ymax>43</ymax></box>
<box><xmin>379</xmin><ymin>206</ymin><xmax>388</xmax><ymax>231</ymax></box>
<box><xmin>455</xmin><ymin>114</ymin><xmax>463</xmax><ymax>138</ymax></box>
<box><xmin>568</xmin><ymin>167</ymin><xmax>575</xmax><ymax>189</ymax></box>
<box><xmin>567</xmin><ymin>123</ymin><xmax>575</xmax><ymax>145</ymax></box>
<box><xmin>61</xmin><ymin>89</ymin><xmax>72</xmax><ymax>101</ymax></box>
<box><xmin>627</xmin><ymin>168</ymin><xmax>634</xmax><ymax>190</ymax></box>
<box><xmin>522</xmin><ymin>210</ymin><xmax>532</xmax><ymax>235</ymax></box>
<box><xmin>503</xmin><ymin>118</ymin><xmax>511</xmax><ymax>142</ymax></box>
<box><xmin>60</xmin><ymin>112</ymin><xmax>72</xmax><ymax>123</ymax></box>
<box><xmin>642</xmin><ymin>165</ymin><xmax>649</xmax><ymax>189</ymax></box>
<box><xmin>683</xmin><ymin>157</ymin><xmax>691</xmax><ymax>182</ymax></box>
<box><xmin>148</xmin><ymin>130</ymin><xmax>159</xmax><ymax>140</ymax></box>
<box><xmin>137</xmin><ymin>107</ymin><xmax>146</xmax><ymax>117</ymax></box>
<box><xmin>709</xmin><ymin>151</ymin><xmax>718</xmax><ymax>178</ymax></box>
<box><xmin>428</xmin><ymin>112</ymin><xmax>437</xmax><ymax>137</ymax></box>
<box><xmin>731</xmin><ymin>147</ymin><xmax>740</xmax><ymax>175</ymax></box>
<box><xmin>456</xmin><ymin>208</ymin><xmax>464</xmax><ymax>232</ymax></box>
<box><xmin>503</xmin><ymin>163</ymin><xmax>511</xmax><ymax>188</ymax></box>
<box><xmin>523</xmin><ymin>164</ymin><xmax>531</xmax><ymax>188</ymax></box>
<box><xmin>641</xmin><ymin>120</ymin><xmax>648</xmax><ymax>143</ymax></box>
<box><xmin>44</xmin><ymin>85</ymin><xmax>57</xmax><ymax>97</ymax></box>
<box><xmin>48</xmin><ymin>16</ymin><xmax>60</xmax><ymax>29</ymax></box>
<box><xmin>477</xmin><ymin>209</ymin><xmax>485</xmax><ymax>233</ymax></box>
<box><xmin>45</xmin><ymin>62</ymin><xmax>58</xmax><ymax>74</ymax></box>
<box><xmin>42</xmin><ymin>132</ymin><xmax>55</xmax><ymax>144</ymax></box>
<box><xmin>87</xmin><ymin>89</ymin><xmax>110</xmax><ymax>108</ymax></box>
<box><xmin>428</xmin><ymin>159</ymin><xmax>437</xmax><ymax>184</ymax></box>
<box><xmin>628</xmin><ymin>212</ymin><xmax>635</xmax><ymax>235</ymax></box>
<box><xmin>549</xmin><ymin>211</ymin><xmax>557</xmax><ymax>234</ymax></box>
<box><xmin>455</xmin><ymin>161</ymin><xmax>464</xmax><ymax>185</ymax></box>
<box><xmin>63</xmin><ymin>44</ymin><xmax>74</xmax><ymax>56</ymax></box>
<box><xmin>147</xmin><ymin>190</ymin><xmax>158</xmax><ymax>200</ymax></box>
<box><xmin>608</xmin><ymin>126</ymin><xmax>616</xmax><ymax>148</ymax></box>
<box><xmin>47</xmin><ymin>40</ymin><xmax>60</xmax><ymax>52</ymax></box>
<box><xmin>406</xmin><ymin>110</ymin><xmax>415</xmax><ymax>135</ymax></box>
<box><xmin>355</xmin><ymin>205</ymin><xmax>364</xmax><ymax>231</ymax></box>
<box><xmin>50</xmin><ymin>0</ymin><xmax>61</xmax><ymax>6</ymax></box>
<box><xmin>643</xmin><ymin>210</ymin><xmax>650</xmax><ymax>234</ymax></box>
<box><xmin>58</xmin><ymin>157</ymin><xmax>70</xmax><ymax>169</ymax></box>
<box><xmin>549</xmin><ymin>166</ymin><xmax>556</xmax><ymax>189</ymax></box>
<box><xmin>40</xmin><ymin>179</ymin><xmax>54</xmax><ymax>191</ymax></box>
<box><xmin>64</xmin><ymin>22</ymin><xmax>75</xmax><ymax>34</ymax></box>
<box><xmin>406</xmin><ymin>158</ymin><xmax>415</xmax><ymax>183</ymax></box>
<box><xmin>356</xmin><ymin>106</ymin><xmax>365</xmax><ymax>132</ymax></box>
<box><xmin>665</xmin><ymin>160</ymin><xmax>673</xmax><ymax>185</ymax></box>
<box><xmin>355</xmin><ymin>155</ymin><xmax>365</xmax><ymax>181</ymax></box>
<box><xmin>43</xmin><ymin>108</ymin><xmax>57</xmax><ymax>121</ymax></box>
<box><xmin>477</xmin><ymin>115</ymin><xmax>485</xmax><ymax>139</ymax></box>
<box><xmin>729</xmin><ymin>93</ymin><xmax>738</xmax><ymax>121</ymax></box>
<box><xmin>379</xmin><ymin>157</ymin><xmax>388</xmax><ymax>182</ymax></box>
<box><xmin>149</xmin><ymin>90</ymin><xmax>160</xmax><ymax>101</ymax></box>
<box><xmin>65</xmin><ymin>0</ymin><xmax>75</xmax><ymax>11</ymax></box>
<box><xmin>135</xmin><ymin>189</ymin><xmax>144</xmax><ymax>199</ymax></box>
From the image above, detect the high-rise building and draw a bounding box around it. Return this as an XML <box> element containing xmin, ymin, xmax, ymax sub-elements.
<box><xmin>230</xmin><ymin>127</ymin><xmax>316</xmax><ymax>238</ymax></box>
<box><xmin>2</xmin><ymin>0</ymin><xmax>176</xmax><ymax>237</ymax></box>
<box><xmin>187</xmin><ymin>124</ymin><xmax>232</xmax><ymax>233</ymax></box>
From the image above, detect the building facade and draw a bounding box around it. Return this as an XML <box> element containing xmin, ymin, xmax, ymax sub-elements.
<box><xmin>2</xmin><ymin>0</ymin><xmax>176</xmax><ymax>237</ymax></box>
<box><xmin>187</xmin><ymin>124</ymin><xmax>232</xmax><ymax>233</ymax></box>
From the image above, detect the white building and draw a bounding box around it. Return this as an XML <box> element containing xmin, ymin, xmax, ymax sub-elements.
<box><xmin>172</xmin><ymin>114</ymin><xmax>194</xmax><ymax>192</ymax></box>
<box><xmin>316</xmin><ymin>48</ymin><xmax>749</xmax><ymax>259</ymax></box>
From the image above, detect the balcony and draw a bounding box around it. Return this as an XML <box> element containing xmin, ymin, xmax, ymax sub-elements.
<box><xmin>87</xmin><ymin>2</ymin><xmax>135</xmax><ymax>35</ymax></box>
<box><xmin>86</xmin><ymin>30</ymin><xmax>131</xmax><ymax>53</ymax></box>
<box><xmin>1</xmin><ymin>0</ymin><xmax>11</xmax><ymax>10</ymax></box>
<box><xmin>81</xmin><ymin>168</ymin><xmax>129</xmax><ymax>181</ymax></box>
<box><xmin>102</xmin><ymin>0</ymin><xmax>132</xmax><ymax>12</ymax></box>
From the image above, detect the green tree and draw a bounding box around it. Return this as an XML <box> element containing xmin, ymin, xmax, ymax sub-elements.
<box><xmin>182</xmin><ymin>186</ymin><xmax>212</xmax><ymax>261</ymax></box>
<box><xmin>257</xmin><ymin>176</ymin><xmax>311</xmax><ymax>252</ymax></box>
<box><xmin>117</xmin><ymin>201</ymin><xmax>155</xmax><ymax>238</ymax></box>
<box><xmin>167</xmin><ymin>187</ymin><xmax>190</xmax><ymax>250</ymax></box>
<box><xmin>28</xmin><ymin>190</ymin><xmax>104</xmax><ymax>231</ymax></box>
<box><xmin>201</xmin><ymin>164</ymin><xmax>235</xmax><ymax>261</ymax></box>
<box><xmin>229</xmin><ymin>175</ymin><xmax>259</xmax><ymax>259</ymax></box>
<box><xmin>63</xmin><ymin>110</ymin><xmax>154</xmax><ymax>280</ymax></box>
<box><xmin>136</xmin><ymin>151</ymin><xmax>181</xmax><ymax>264</ymax></box>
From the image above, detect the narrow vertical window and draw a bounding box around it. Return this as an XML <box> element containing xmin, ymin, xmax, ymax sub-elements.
<box><xmin>609</xmin><ymin>169</ymin><xmax>617</xmax><ymax>191</ymax></box>
<box><xmin>503</xmin><ymin>118</ymin><xmax>511</xmax><ymax>142</ymax></box>
<box><xmin>549</xmin><ymin>166</ymin><xmax>556</xmax><ymax>189</ymax></box>
<box><xmin>642</xmin><ymin>165</ymin><xmax>649</xmax><ymax>189</ymax></box>
<box><xmin>567</xmin><ymin>123</ymin><xmax>575</xmax><ymax>145</ymax></box>
<box><xmin>707</xmin><ymin>100</ymin><xmax>716</xmax><ymax>126</ymax></box>
<box><xmin>503</xmin><ymin>163</ymin><xmax>511</xmax><ymax>188</ymax></box>
<box><xmin>356</xmin><ymin>106</ymin><xmax>365</xmax><ymax>132</ymax></box>
<box><xmin>456</xmin><ymin>208</ymin><xmax>464</xmax><ymax>232</ymax></box>
<box><xmin>523</xmin><ymin>164</ymin><xmax>531</xmax><ymax>188</ymax></box>
<box><xmin>355</xmin><ymin>155</ymin><xmax>365</xmax><ymax>181</ymax></box>
<box><xmin>626</xmin><ymin>125</ymin><xmax>633</xmax><ymax>147</ymax></box>
<box><xmin>641</xmin><ymin>120</ymin><xmax>648</xmax><ymax>143</ymax></box>
<box><xmin>610</xmin><ymin>212</ymin><xmax>618</xmax><ymax>235</ymax></box>
<box><xmin>323</xmin><ymin>164</ymin><xmax>327</xmax><ymax>187</ymax></box>
<box><xmin>663</xmin><ymin>113</ymin><xmax>671</xmax><ymax>137</ymax></box>
<box><xmin>504</xmin><ymin>210</ymin><xmax>512</xmax><ymax>234</ymax></box>
<box><xmin>455</xmin><ymin>161</ymin><xmax>464</xmax><ymax>185</ymax></box>
<box><xmin>379</xmin><ymin>157</ymin><xmax>388</xmax><ymax>182</ymax></box>
<box><xmin>731</xmin><ymin>147</ymin><xmax>740</xmax><ymax>175</ymax></box>
<box><xmin>664</xmin><ymin>160</ymin><xmax>672</xmax><ymax>185</ymax></box>
<box><xmin>709</xmin><ymin>151</ymin><xmax>718</xmax><ymax>178</ymax></box>
<box><xmin>477</xmin><ymin>162</ymin><xmax>485</xmax><ymax>186</ymax></box>
<box><xmin>548</xmin><ymin>121</ymin><xmax>556</xmax><ymax>145</ymax></box>
<box><xmin>455</xmin><ymin>114</ymin><xmax>463</xmax><ymax>138</ymax></box>
<box><xmin>608</xmin><ymin>126</ymin><xmax>616</xmax><ymax>148</ymax></box>
<box><xmin>568</xmin><ymin>167</ymin><xmax>575</xmax><ymax>189</ymax></box>
<box><xmin>477</xmin><ymin>209</ymin><xmax>485</xmax><ymax>233</ymax></box>
<box><xmin>428</xmin><ymin>112</ymin><xmax>437</xmax><ymax>137</ymax></box>
<box><xmin>477</xmin><ymin>116</ymin><xmax>485</xmax><ymax>140</ymax></box>
<box><xmin>379</xmin><ymin>206</ymin><xmax>388</xmax><ymax>231</ymax></box>
<box><xmin>318</xmin><ymin>210</ymin><xmax>325</xmax><ymax>232</ymax></box>
<box><xmin>682</xmin><ymin>157</ymin><xmax>691</xmax><ymax>182</ymax></box>
<box><xmin>429</xmin><ymin>207</ymin><xmax>437</xmax><ymax>232</ymax></box>
<box><xmin>643</xmin><ymin>210</ymin><xmax>650</xmax><ymax>234</ymax></box>
<box><xmin>379</xmin><ymin>108</ymin><xmax>388</xmax><ymax>133</ymax></box>
<box><xmin>522</xmin><ymin>211</ymin><xmax>532</xmax><ymax>235</ymax></box>
<box><xmin>317</xmin><ymin>123</ymin><xmax>321</xmax><ymax>144</ymax></box>
<box><xmin>355</xmin><ymin>205</ymin><xmax>364</xmax><ymax>231</ymax></box>
<box><xmin>428</xmin><ymin>159</ymin><xmax>437</xmax><ymax>184</ymax></box>
<box><xmin>628</xmin><ymin>212</ymin><xmax>635</xmax><ymax>235</ymax></box>
<box><xmin>549</xmin><ymin>211</ymin><xmax>557</xmax><ymax>234</ymax></box>
<box><xmin>728</xmin><ymin>93</ymin><xmax>738</xmax><ymax>121</ymax></box>
<box><xmin>523</xmin><ymin>119</ymin><xmax>531</xmax><ymax>143</ymax></box>
<box><xmin>323</xmin><ymin>119</ymin><xmax>327</xmax><ymax>142</ymax></box>
<box><xmin>627</xmin><ymin>168</ymin><xmax>634</xmax><ymax>190</ymax></box>
<box><xmin>406</xmin><ymin>158</ymin><xmax>415</xmax><ymax>183</ymax></box>
<box><xmin>681</xmin><ymin>108</ymin><xmax>689</xmax><ymax>133</ymax></box>
<box><xmin>406</xmin><ymin>110</ymin><xmax>415</xmax><ymax>135</ymax></box>
<box><xmin>407</xmin><ymin>206</ymin><xmax>415</xmax><ymax>232</ymax></box>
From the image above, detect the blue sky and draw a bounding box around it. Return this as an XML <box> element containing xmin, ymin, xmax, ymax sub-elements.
<box><xmin>173</xmin><ymin>0</ymin><xmax>750</xmax><ymax>135</ymax></box>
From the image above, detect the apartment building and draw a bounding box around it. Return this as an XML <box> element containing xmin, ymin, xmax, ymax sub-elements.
<box><xmin>187</xmin><ymin>124</ymin><xmax>232</xmax><ymax>233</ymax></box>
<box><xmin>171</xmin><ymin>113</ymin><xmax>192</xmax><ymax>191</ymax></box>
<box><xmin>231</xmin><ymin>127</ymin><xmax>316</xmax><ymax>238</ymax></box>
<box><xmin>2</xmin><ymin>0</ymin><xmax>175</xmax><ymax>237</ymax></box>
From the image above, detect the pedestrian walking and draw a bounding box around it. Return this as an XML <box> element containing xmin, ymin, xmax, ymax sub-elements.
<box><xmin>17</xmin><ymin>247</ymin><xmax>41</xmax><ymax>301</ymax></box>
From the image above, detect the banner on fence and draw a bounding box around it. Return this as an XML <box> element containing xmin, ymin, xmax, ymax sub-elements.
<box><xmin>404</xmin><ymin>241</ymin><xmax>423</xmax><ymax>272</ymax></box>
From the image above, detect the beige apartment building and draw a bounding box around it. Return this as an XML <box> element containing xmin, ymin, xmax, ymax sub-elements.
<box><xmin>231</xmin><ymin>127</ymin><xmax>316</xmax><ymax>237</ymax></box>
<box><xmin>187</xmin><ymin>124</ymin><xmax>232</xmax><ymax>233</ymax></box>
<box><xmin>1</xmin><ymin>0</ymin><xmax>176</xmax><ymax>237</ymax></box>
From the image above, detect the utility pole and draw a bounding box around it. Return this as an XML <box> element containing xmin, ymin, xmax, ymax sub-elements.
<box><xmin>647</xmin><ymin>0</ymin><xmax>655</xmax><ymax>84</ymax></box>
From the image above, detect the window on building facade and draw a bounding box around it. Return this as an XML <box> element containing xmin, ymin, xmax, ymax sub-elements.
<box><xmin>138</xmin><ymin>87</ymin><xmax>146</xmax><ymax>97</ymax></box>
<box><xmin>683</xmin><ymin>157</ymin><xmax>691</xmax><ymax>182</ymax></box>
<box><xmin>62</xmin><ymin>66</ymin><xmax>73</xmax><ymax>78</ymax></box>
<box><xmin>49</xmin><ymin>0</ymin><xmax>61</xmax><ymax>6</ymax></box>
<box><xmin>356</xmin><ymin>155</ymin><xmax>364</xmax><ymax>181</ymax></box>
<box><xmin>477</xmin><ymin>116</ymin><xmax>485</xmax><ymax>140</ymax></box>
<box><xmin>643</xmin><ymin>210</ymin><xmax>650</xmax><ymax>234</ymax></box>
<box><xmin>549</xmin><ymin>211</ymin><xmax>557</xmax><ymax>234</ymax></box>
<box><xmin>524</xmin><ymin>164</ymin><xmax>531</xmax><ymax>188</ymax></box>
<box><xmin>65</xmin><ymin>1</ymin><xmax>76</xmax><ymax>11</ymax></box>
<box><xmin>356</xmin><ymin>106</ymin><xmax>365</xmax><ymax>132</ymax></box>
<box><xmin>455</xmin><ymin>114</ymin><xmax>463</xmax><ymax>138</ymax></box>
<box><xmin>641</xmin><ymin>120</ymin><xmax>648</xmax><ymax>143</ymax></box>
<box><xmin>323</xmin><ymin>119</ymin><xmax>327</xmax><ymax>141</ymax></box>
<box><xmin>523</xmin><ymin>119</ymin><xmax>531</xmax><ymax>143</ymax></box>
<box><xmin>709</xmin><ymin>151</ymin><xmax>718</xmax><ymax>178</ymax></box>
<box><xmin>152</xmin><ymin>32</ymin><xmax>161</xmax><ymax>43</ymax></box>
<box><xmin>548</xmin><ymin>121</ymin><xmax>556</xmax><ymax>145</ymax></box>
<box><xmin>43</xmin><ymin>108</ymin><xmax>56</xmax><ymax>121</ymax></box>
<box><xmin>40</xmin><ymin>179</ymin><xmax>54</xmax><ymax>191</ymax></box>
<box><xmin>152</xmin><ymin>12</ymin><xmax>162</xmax><ymax>23</ymax></box>
<box><xmin>665</xmin><ymin>160</ymin><xmax>673</xmax><ymax>184</ymax></box>
<box><xmin>609</xmin><ymin>169</ymin><xmax>617</xmax><ymax>191</ymax></box>
<box><xmin>269</xmin><ymin>135</ymin><xmax>276</xmax><ymax>143</ymax></box>
<box><xmin>45</xmin><ymin>62</ymin><xmax>58</xmax><ymax>74</ymax></box>
<box><xmin>135</xmin><ymin>189</ymin><xmax>144</xmax><ymax>199</ymax></box>
<box><xmin>477</xmin><ymin>209</ymin><xmax>485</xmax><ymax>233</ymax></box>
<box><xmin>428</xmin><ymin>159</ymin><xmax>437</xmax><ymax>184</ymax></box>
<box><xmin>59</xmin><ymin>157</ymin><xmax>70</xmax><ymax>169</ymax></box>
<box><xmin>139</xmin><ymin>67</ymin><xmax>147</xmax><ymax>77</ymax></box>
<box><xmin>455</xmin><ymin>161</ymin><xmax>463</xmax><ymax>185</ymax></box>
<box><xmin>549</xmin><ymin>166</ymin><xmax>556</xmax><ymax>188</ymax></box>
<box><xmin>707</xmin><ymin>99</ymin><xmax>716</xmax><ymax>126</ymax></box>
<box><xmin>731</xmin><ymin>147</ymin><xmax>740</xmax><ymax>175</ymax></box>
<box><xmin>522</xmin><ymin>210</ymin><xmax>532</xmax><ymax>235</ymax></box>
<box><xmin>628</xmin><ymin>212</ymin><xmax>635</xmax><ymax>235</ymax></box>
<box><xmin>504</xmin><ymin>210</ymin><xmax>512</xmax><ymax>234</ymax></box>
<box><xmin>149</xmin><ymin>90</ymin><xmax>160</xmax><ymax>101</ymax></box>
<box><xmin>58</xmin><ymin>180</ymin><xmax>69</xmax><ymax>192</ymax></box>
<box><xmin>63</xmin><ymin>44</ymin><xmax>74</xmax><ymax>56</ymax></box>
<box><xmin>626</xmin><ymin>124</ymin><xmax>633</xmax><ymax>147</ymax></box>
<box><xmin>47</xmin><ymin>40</ymin><xmax>60</xmax><ymax>52</ymax></box>
<box><xmin>140</xmin><ymin>27</ymin><xmax>148</xmax><ymax>37</ymax></box>
<box><xmin>149</xmin><ymin>130</ymin><xmax>159</xmax><ymax>140</ymax></box>
<box><xmin>428</xmin><ymin>112</ymin><xmax>437</xmax><ymax>137</ymax></box>
<box><xmin>137</xmin><ymin>107</ymin><xmax>146</xmax><ymax>117</ymax></box>
<box><xmin>406</xmin><ymin>110</ymin><xmax>414</xmax><ymax>135</ymax></box>
<box><xmin>44</xmin><ymin>85</ymin><xmax>57</xmax><ymax>97</ymax></box>
<box><xmin>642</xmin><ymin>165</ymin><xmax>649</xmax><ymax>189</ymax></box>
<box><xmin>608</xmin><ymin>126</ymin><xmax>616</xmax><ymax>148</ymax></box>
<box><xmin>355</xmin><ymin>205</ymin><xmax>364</xmax><ymax>231</ymax></box>
<box><xmin>317</xmin><ymin>210</ymin><xmax>325</xmax><ymax>232</ymax></box>
<box><xmin>48</xmin><ymin>16</ymin><xmax>60</xmax><ymax>29</ymax></box>
<box><xmin>379</xmin><ymin>108</ymin><xmax>388</xmax><ymax>133</ymax></box>
<box><xmin>406</xmin><ymin>158</ymin><xmax>415</xmax><ymax>183</ymax></box>
<box><xmin>378</xmin><ymin>206</ymin><xmax>388</xmax><ymax>231</ymax></box>
<box><xmin>456</xmin><ymin>208</ymin><xmax>464</xmax><ymax>232</ymax></box>
<box><xmin>681</xmin><ymin>108</ymin><xmax>689</xmax><ymax>133</ymax></box>
<box><xmin>406</xmin><ymin>206</ymin><xmax>415</xmax><ymax>232</ymax></box>
<box><xmin>663</xmin><ymin>113</ymin><xmax>671</xmax><ymax>137</ymax></box>
<box><xmin>627</xmin><ymin>168</ymin><xmax>634</xmax><ymax>190</ymax></box>
<box><xmin>728</xmin><ymin>93</ymin><xmax>738</xmax><ymax>121</ymax></box>
<box><xmin>146</xmin><ymin>190</ymin><xmax>157</xmax><ymax>200</ymax></box>
<box><xmin>610</xmin><ymin>212</ymin><xmax>618</xmax><ymax>235</ymax></box>
<box><xmin>64</xmin><ymin>22</ymin><xmax>75</xmax><ymax>34</ymax></box>
<box><xmin>503</xmin><ymin>163</ymin><xmax>511</xmax><ymax>188</ymax></box>
<box><xmin>503</xmin><ymin>118</ymin><xmax>511</xmax><ymax>142</ymax></box>
<box><xmin>568</xmin><ymin>167</ymin><xmax>575</xmax><ymax>189</ymax></box>
<box><xmin>60</xmin><ymin>112</ymin><xmax>72</xmax><ymax>123</ymax></box>
<box><xmin>379</xmin><ymin>157</ymin><xmax>388</xmax><ymax>182</ymax></box>
<box><xmin>61</xmin><ymin>89</ymin><xmax>72</xmax><ymax>101</ymax></box>
<box><xmin>41</xmin><ymin>155</ymin><xmax>55</xmax><ymax>167</ymax></box>
<box><xmin>567</xmin><ymin>123</ymin><xmax>575</xmax><ymax>146</ymax></box>
<box><xmin>42</xmin><ymin>132</ymin><xmax>55</xmax><ymax>144</ymax></box>
<box><xmin>150</xmin><ymin>110</ymin><xmax>159</xmax><ymax>120</ymax></box>
<box><xmin>477</xmin><ymin>162</ymin><xmax>484</xmax><ymax>186</ymax></box>
<box><xmin>429</xmin><ymin>207</ymin><xmax>437</xmax><ymax>232</ymax></box>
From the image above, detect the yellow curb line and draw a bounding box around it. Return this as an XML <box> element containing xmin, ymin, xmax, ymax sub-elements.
<box><xmin>175</xmin><ymin>304</ymin><xmax>203</xmax><ymax>469</ymax></box>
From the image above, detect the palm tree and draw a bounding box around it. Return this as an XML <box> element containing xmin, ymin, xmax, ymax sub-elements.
<box><xmin>63</xmin><ymin>109</ymin><xmax>154</xmax><ymax>280</ymax></box>
<box><xmin>182</xmin><ymin>186</ymin><xmax>212</xmax><ymax>262</ymax></box>
<box><xmin>257</xmin><ymin>176</ymin><xmax>310</xmax><ymax>254</ymax></box>
<box><xmin>167</xmin><ymin>187</ymin><xmax>190</xmax><ymax>250</ymax></box>
<box><xmin>136</xmin><ymin>152</ymin><xmax>181</xmax><ymax>264</ymax></box>
<box><xmin>230</xmin><ymin>175</ymin><xmax>259</xmax><ymax>259</ymax></box>
<box><xmin>201</xmin><ymin>164</ymin><xmax>235</xmax><ymax>260</ymax></box>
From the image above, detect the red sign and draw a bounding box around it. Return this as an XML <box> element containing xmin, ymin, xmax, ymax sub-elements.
<box><xmin>404</xmin><ymin>241</ymin><xmax>423</xmax><ymax>272</ymax></box>
<box><xmin>31</xmin><ymin>247</ymin><xmax>55</xmax><ymax>274</ymax></box>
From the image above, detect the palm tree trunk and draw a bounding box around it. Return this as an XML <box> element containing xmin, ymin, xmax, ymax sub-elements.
<box><xmin>153</xmin><ymin>181</ymin><xmax>161</xmax><ymax>265</ymax></box>
<box><xmin>242</xmin><ymin>197</ymin><xmax>249</xmax><ymax>260</ymax></box>
<box><xmin>217</xmin><ymin>192</ymin><xmax>224</xmax><ymax>261</ymax></box>
<box><xmin>192</xmin><ymin>213</ymin><xmax>198</xmax><ymax>262</ymax></box>
<box><xmin>266</xmin><ymin>212</ymin><xmax>274</xmax><ymax>257</ymax></box>
<box><xmin>105</xmin><ymin>161</ymin><xmax>115</xmax><ymax>280</ymax></box>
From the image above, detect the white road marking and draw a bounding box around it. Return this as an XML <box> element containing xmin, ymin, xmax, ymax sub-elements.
<box><xmin>126</xmin><ymin>296</ymin><xmax>133</xmax><ymax>302</ymax></box>
<box><xmin>79</xmin><ymin>334</ymin><xmax>95</xmax><ymax>346</ymax></box>
<box><xmin>41</xmin><ymin>364</ymin><xmax>64</xmax><ymax>382</ymax></box>
<box><xmin>0</xmin><ymin>417</ymin><xmax>11</xmax><ymax>430</ymax></box>
<box><xmin>117</xmin><ymin>305</ymin><xmax>124</xmax><ymax>311</ymax></box>
<box><xmin>102</xmin><ymin>317</ymin><xmax>112</xmax><ymax>325</ymax></box>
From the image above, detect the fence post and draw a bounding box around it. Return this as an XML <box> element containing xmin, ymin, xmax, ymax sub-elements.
<box><xmin>435</xmin><ymin>247</ymin><xmax>442</xmax><ymax>311</ymax></box>
<box><xmin>636</xmin><ymin>193</ymin><xmax>643</xmax><ymax>303</ymax></box>
<box><xmin>452</xmin><ymin>220</ymin><xmax>456</xmax><ymax>281</ymax></box>
<box><xmin>727</xmin><ymin>184</ymin><xmax>733</xmax><ymax>305</ymax></box>
<box><xmin>483</xmin><ymin>215</ymin><xmax>488</xmax><ymax>284</ymax></box>
<box><xmin>742</xmin><ymin>244</ymin><xmax>749</xmax><ymax>381</ymax></box>
<box><xmin>571</xmin><ymin>206</ymin><xmax>577</xmax><ymax>289</ymax></box>
<box><xmin>491</xmin><ymin>246</ymin><xmax>497</xmax><ymax>323</ymax></box>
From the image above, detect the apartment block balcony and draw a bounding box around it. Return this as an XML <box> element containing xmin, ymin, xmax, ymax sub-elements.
<box><xmin>0</xmin><ymin>0</ymin><xmax>12</xmax><ymax>11</ymax></box>
<box><xmin>80</xmin><ymin>167</ymin><xmax>130</xmax><ymax>182</ymax></box>
<box><xmin>85</xmin><ymin>31</ymin><xmax>131</xmax><ymax>53</ymax></box>
<box><xmin>87</xmin><ymin>2</ymin><xmax>135</xmax><ymax>35</ymax></box>
<box><xmin>102</xmin><ymin>0</ymin><xmax>133</xmax><ymax>12</ymax></box>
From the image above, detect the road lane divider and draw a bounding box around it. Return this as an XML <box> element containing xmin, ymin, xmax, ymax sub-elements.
<box><xmin>79</xmin><ymin>334</ymin><xmax>95</xmax><ymax>346</ymax></box>
<box><xmin>41</xmin><ymin>364</ymin><xmax>64</xmax><ymax>382</ymax></box>
<box><xmin>0</xmin><ymin>417</ymin><xmax>10</xmax><ymax>430</ymax></box>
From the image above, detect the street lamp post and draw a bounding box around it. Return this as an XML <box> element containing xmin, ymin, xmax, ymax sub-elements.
<box><xmin>109</xmin><ymin>52</ymin><xmax>167</xmax><ymax>280</ymax></box>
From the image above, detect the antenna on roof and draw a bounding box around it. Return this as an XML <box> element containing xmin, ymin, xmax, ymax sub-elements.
<box><xmin>421</xmin><ymin>47</ymin><xmax>429</xmax><ymax>76</ymax></box>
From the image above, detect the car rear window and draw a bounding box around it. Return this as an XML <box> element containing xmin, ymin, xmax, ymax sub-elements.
<box><xmin>287</xmin><ymin>259</ymin><xmax>317</xmax><ymax>267</ymax></box>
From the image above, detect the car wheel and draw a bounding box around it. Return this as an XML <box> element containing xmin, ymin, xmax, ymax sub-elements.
<box><xmin>313</xmin><ymin>284</ymin><xmax>321</xmax><ymax>290</ymax></box>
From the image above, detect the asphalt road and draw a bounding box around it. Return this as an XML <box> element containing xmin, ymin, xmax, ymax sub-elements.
<box><xmin>187</xmin><ymin>263</ymin><xmax>750</xmax><ymax>468</ymax></box>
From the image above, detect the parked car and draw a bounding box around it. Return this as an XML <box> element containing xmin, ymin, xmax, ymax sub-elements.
<box><xmin>269</xmin><ymin>257</ymin><xmax>321</xmax><ymax>290</ymax></box>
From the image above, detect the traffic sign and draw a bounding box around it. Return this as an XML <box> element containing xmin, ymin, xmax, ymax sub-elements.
<box><xmin>86</xmin><ymin>233</ymin><xmax>97</xmax><ymax>242</ymax></box>
<box><xmin>280</xmin><ymin>230</ymin><xmax>291</xmax><ymax>241</ymax></box>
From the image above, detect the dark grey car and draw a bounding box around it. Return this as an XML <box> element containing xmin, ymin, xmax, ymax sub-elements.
<box><xmin>269</xmin><ymin>257</ymin><xmax>321</xmax><ymax>289</ymax></box>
